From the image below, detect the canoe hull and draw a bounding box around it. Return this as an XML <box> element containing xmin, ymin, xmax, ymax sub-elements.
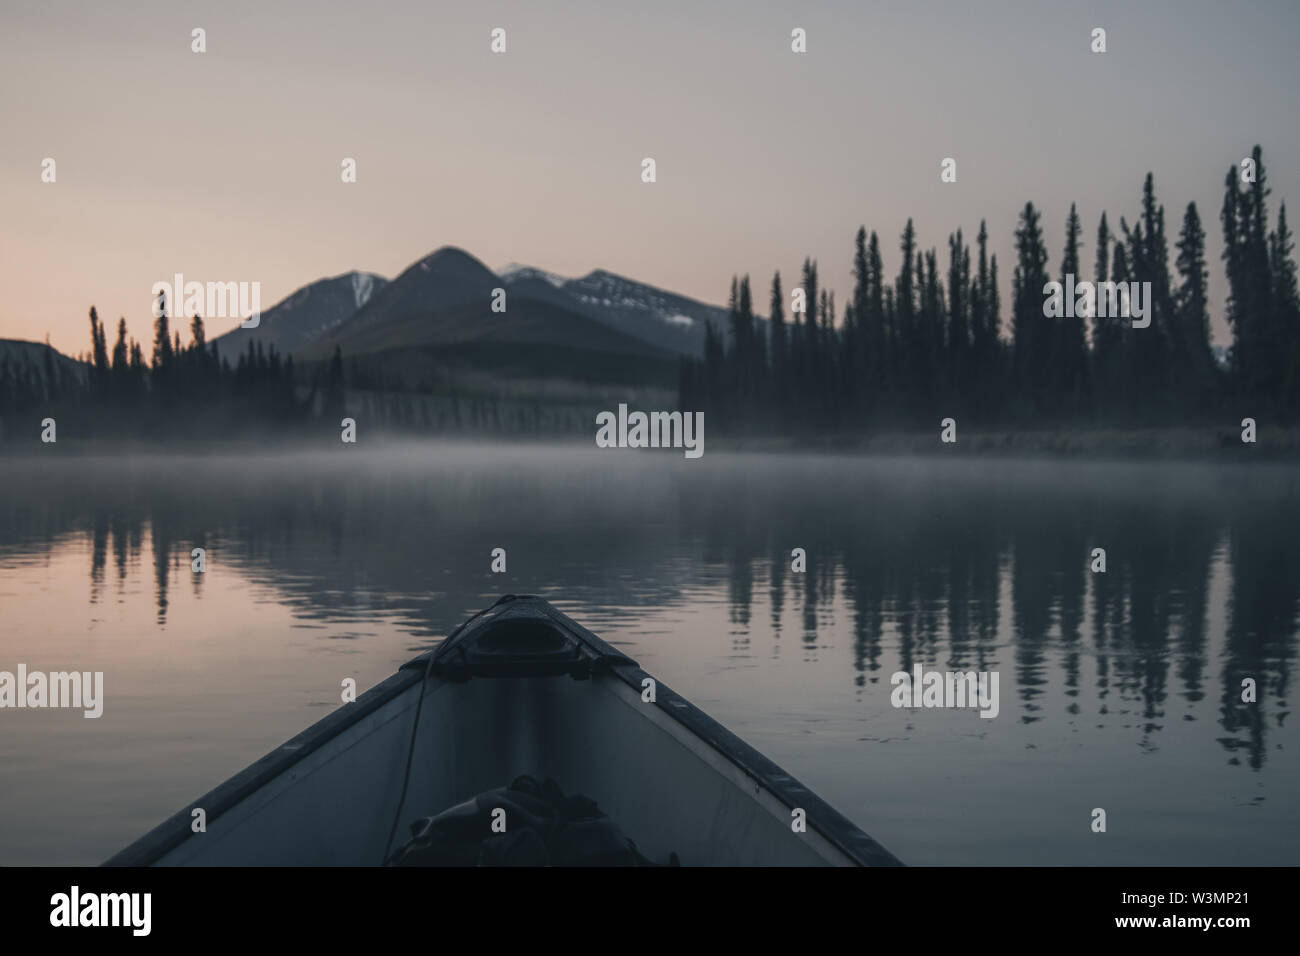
<box><xmin>106</xmin><ymin>597</ymin><xmax>901</xmax><ymax>867</ymax></box>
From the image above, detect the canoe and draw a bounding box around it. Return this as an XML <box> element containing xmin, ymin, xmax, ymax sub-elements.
<box><xmin>105</xmin><ymin>595</ymin><xmax>902</xmax><ymax>867</ymax></box>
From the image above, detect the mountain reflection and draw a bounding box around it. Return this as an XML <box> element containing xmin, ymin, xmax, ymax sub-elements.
<box><xmin>2</xmin><ymin>450</ymin><xmax>1295</xmax><ymax>769</ymax></box>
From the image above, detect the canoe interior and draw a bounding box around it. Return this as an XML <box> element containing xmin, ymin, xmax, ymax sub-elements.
<box><xmin>106</xmin><ymin>597</ymin><xmax>900</xmax><ymax>867</ymax></box>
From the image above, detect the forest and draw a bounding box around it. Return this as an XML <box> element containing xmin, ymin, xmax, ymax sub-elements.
<box><xmin>679</xmin><ymin>146</ymin><xmax>1299</xmax><ymax>433</ymax></box>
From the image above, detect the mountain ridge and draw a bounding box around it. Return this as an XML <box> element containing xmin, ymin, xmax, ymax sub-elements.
<box><xmin>211</xmin><ymin>270</ymin><xmax>388</xmax><ymax>360</ymax></box>
<box><xmin>497</xmin><ymin>262</ymin><xmax>735</xmax><ymax>355</ymax></box>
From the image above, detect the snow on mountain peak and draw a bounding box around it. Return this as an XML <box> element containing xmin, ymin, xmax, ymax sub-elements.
<box><xmin>498</xmin><ymin>263</ymin><xmax>569</xmax><ymax>288</ymax></box>
<box><xmin>352</xmin><ymin>272</ymin><xmax>377</xmax><ymax>309</ymax></box>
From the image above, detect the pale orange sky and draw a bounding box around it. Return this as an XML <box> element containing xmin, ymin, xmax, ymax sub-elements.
<box><xmin>2</xmin><ymin>0</ymin><xmax>1298</xmax><ymax>357</ymax></box>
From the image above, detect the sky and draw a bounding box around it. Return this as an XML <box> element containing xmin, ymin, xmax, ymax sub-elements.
<box><xmin>2</xmin><ymin>0</ymin><xmax>1298</xmax><ymax>357</ymax></box>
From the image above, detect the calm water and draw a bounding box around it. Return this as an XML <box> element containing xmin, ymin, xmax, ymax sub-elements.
<box><xmin>1</xmin><ymin>443</ymin><xmax>1297</xmax><ymax>866</ymax></box>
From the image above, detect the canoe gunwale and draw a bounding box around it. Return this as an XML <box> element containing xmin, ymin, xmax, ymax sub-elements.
<box><xmin>604</xmin><ymin>663</ymin><xmax>903</xmax><ymax>867</ymax></box>
<box><xmin>103</xmin><ymin>595</ymin><xmax>903</xmax><ymax>867</ymax></box>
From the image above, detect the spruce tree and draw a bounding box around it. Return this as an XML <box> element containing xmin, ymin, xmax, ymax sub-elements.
<box><xmin>1011</xmin><ymin>202</ymin><xmax>1050</xmax><ymax>416</ymax></box>
<box><xmin>969</xmin><ymin>222</ymin><xmax>992</xmax><ymax>418</ymax></box>
<box><xmin>853</xmin><ymin>227</ymin><xmax>871</xmax><ymax>411</ymax></box>
<box><xmin>800</xmin><ymin>257</ymin><xmax>819</xmax><ymax>422</ymax></box>
<box><xmin>737</xmin><ymin>274</ymin><xmax>755</xmax><ymax>420</ymax></box>
<box><xmin>111</xmin><ymin>319</ymin><xmax>128</xmax><ymax>371</ymax></box>
<box><xmin>988</xmin><ymin>253</ymin><xmax>1001</xmax><ymax>418</ymax></box>
<box><xmin>1243</xmin><ymin>147</ymin><xmax>1278</xmax><ymax>397</ymax></box>
<box><xmin>1091</xmin><ymin>213</ymin><xmax>1119</xmax><ymax>411</ymax></box>
<box><xmin>769</xmin><ymin>271</ymin><xmax>786</xmax><ymax>408</ymax></box>
<box><xmin>1269</xmin><ymin>202</ymin><xmax>1300</xmax><ymax>411</ymax></box>
<box><xmin>152</xmin><ymin>310</ymin><xmax>173</xmax><ymax>371</ymax></box>
<box><xmin>897</xmin><ymin>221</ymin><xmax>917</xmax><ymax>392</ymax></box>
<box><xmin>1221</xmin><ymin>166</ymin><xmax>1249</xmax><ymax>388</ymax></box>
<box><xmin>1059</xmin><ymin>203</ymin><xmax>1088</xmax><ymax>413</ymax></box>
<box><xmin>1174</xmin><ymin>201</ymin><xmax>1216</xmax><ymax>405</ymax></box>
<box><xmin>1135</xmin><ymin>174</ymin><xmax>1177</xmax><ymax>405</ymax></box>
<box><xmin>946</xmin><ymin>229</ymin><xmax>969</xmax><ymax>409</ymax></box>
<box><xmin>867</xmin><ymin>231</ymin><xmax>886</xmax><ymax>409</ymax></box>
<box><xmin>89</xmin><ymin>307</ymin><xmax>109</xmax><ymax>377</ymax></box>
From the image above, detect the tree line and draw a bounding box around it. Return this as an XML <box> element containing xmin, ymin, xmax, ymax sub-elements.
<box><xmin>0</xmin><ymin>307</ymin><xmax>335</xmax><ymax>440</ymax></box>
<box><xmin>0</xmin><ymin>300</ymin><xmax>582</xmax><ymax>441</ymax></box>
<box><xmin>679</xmin><ymin>146</ymin><xmax>1299</xmax><ymax>432</ymax></box>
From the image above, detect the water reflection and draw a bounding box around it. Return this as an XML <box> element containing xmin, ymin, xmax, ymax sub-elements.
<box><xmin>1</xmin><ymin>449</ymin><xmax>1296</xmax><ymax>772</ymax></box>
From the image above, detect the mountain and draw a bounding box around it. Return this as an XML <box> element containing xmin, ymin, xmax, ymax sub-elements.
<box><xmin>213</xmin><ymin>252</ymin><xmax>732</xmax><ymax>370</ymax></box>
<box><xmin>211</xmin><ymin>270</ymin><xmax>387</xmax><ymax>361</ymax></box>
<box><xmin>203</xmin><ymin>248</ymin><xmax>732</xmax><ymax>399</ymax></box>
<box><xmin>301</xmin><ymin>247</ymin><xmax>678</xmax><ymax>392</ymax></box>
<box><xmin>499</xmin><ymin>264</ymin><xmax>732</xmax><ymax>355</ymax></box>
<box><xmin>312</xmin><ymin>247</ymin><xmax>500</xmax><ymax>353</ymax></box>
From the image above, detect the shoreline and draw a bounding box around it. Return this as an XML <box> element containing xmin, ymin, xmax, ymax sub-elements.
<box><xmin>1</xmin><ymin>425</ymin><xmax>1298</xmax><ymax>462</ymax></box>
<box><xmin>706</xmin><ymin>425</ymin><xmax>1300</xmax><ymax>462</ymax></box>
<box><xmin>0</xmin><ymin>421</ymin><xmax>1294</xmax><ymax>463</ymax></box>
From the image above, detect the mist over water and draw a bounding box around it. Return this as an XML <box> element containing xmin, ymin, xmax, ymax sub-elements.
<box><xmin>1</xmin><ymin>443</ymin><xmax>1297</xmax><ymax>865</ymax></box>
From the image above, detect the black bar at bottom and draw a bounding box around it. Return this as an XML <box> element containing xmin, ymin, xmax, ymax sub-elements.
<box><xmin>0</xmin><ymin>866</ymin><xmax>1278</xmax><ymax>942</ymax></box>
